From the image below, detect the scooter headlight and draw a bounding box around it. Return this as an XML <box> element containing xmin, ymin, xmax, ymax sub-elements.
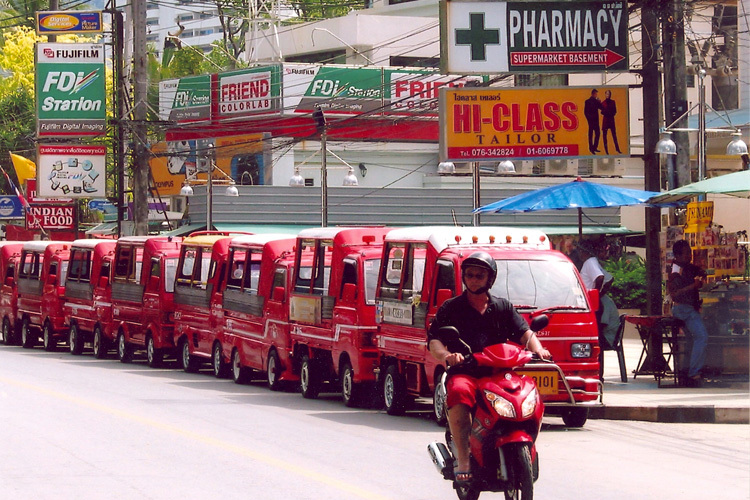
<box><xmin>521</xmin><ymin>388</ymin><xmax>538</xmax><ymax>418</ymax></box>
<box><xmin>484</xmin><ymin>390</ymin><xmax>516</xmax><ymax>418</ymax></box>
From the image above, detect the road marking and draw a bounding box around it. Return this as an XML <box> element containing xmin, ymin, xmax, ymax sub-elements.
<box><xmin>0</xmin><ymin>375</ymin><xmax>391</xmax><ymax>500</ymax></box>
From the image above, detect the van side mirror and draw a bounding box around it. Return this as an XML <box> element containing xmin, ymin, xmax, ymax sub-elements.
<box><xmin>273</xmin><ymin>286</ymin><xmax>286</xmax><ymax>302</ymax></box>
<box><xmin>47</xmin><ymin>274</ymin><xmax>57</xmax><ymax>285</ymax></box>
<box><xmin>341</xmin><ymin>282</ymin><xmax>357</xmax><ymax>302</ymax></box>
<box><xmin>435</xmin><ymin>288</ymin><xmax>452</xmax><ymax>308</ymax></box>
<box><xmin>148</xmin><ymin>274</ymin><xmax>159</xmax><ymax>289</ymax></box>
<box><xmin>588</xmin><ymin>289</ymin><xmax>600</xmax><ymax>312</ymax></box>
<box><xmin>98</xmin><ymin>275</ymin><xmax>110</xmax><ymax>288</ymax></box>
<box><xmin>529</xmin><ymin>314</ymin><xmax>549</xmax><ymax>332</ymax></box>
<box><xmin>4</xmin><ymin>276</ymin><xmax>13</xmax><ymax>287</ymax></box>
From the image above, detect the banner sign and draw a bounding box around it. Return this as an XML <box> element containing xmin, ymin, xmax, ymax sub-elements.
<box><xmin>384</xmin><ymin>70</ymin><xmax>484</xmax><ymax>116</ymax></box>
<box><xmin>217</xmin><ymin>66</ymin><xmax>282</xmax><ymax>119</ymax></box>
<box><xmin>159</xmin><ymin>74</ymin><xmax>212</xmax><ymax>122</ymax></box>
<box><xmin>440</xmin><ymin>1</ymin><xmax>628</xmax><ymax>74</ymax></box>
<box><xmin>439</xmin><ymin>86</ymin><xmax>630</xmax><ymax>161</ymax></box>
<box><xmin>36</xmin><ymin>144</ymin><xmax>107</xmax><ymax>198</ymax></box>
<box><xmin>0</xmin><ymin>196</ymin><xmax>24</xmax><ymax>219</ymax></box>
<box><xmin>36</xmin><ymin>43</ymin><xmax>107</xmax><ymax>137</ymax></box>
<box><xmin>36</xmin><ymin>11</ymin><xmax>103</xmax><ymax>34</ymax></box>
<box><xmin>26</xmin><ymin>203</ymin><xmax>76</xmax><ymax>230</ymax></box>
<box><xmin>25</xmin><ymin>179</ymin><xmax>71</xmax><ymax>204</ymax></box>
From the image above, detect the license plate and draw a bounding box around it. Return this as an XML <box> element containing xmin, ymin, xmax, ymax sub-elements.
<box><xmin>517</xmin><ymin>370</ymin><xmax>558</xmax><ymax>395</ymax></box>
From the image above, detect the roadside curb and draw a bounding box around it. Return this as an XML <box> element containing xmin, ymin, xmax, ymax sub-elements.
<box><xmin>590</xmin><ymin>405</ymin><xmax>750</xmax><ymax>424</ymax></box>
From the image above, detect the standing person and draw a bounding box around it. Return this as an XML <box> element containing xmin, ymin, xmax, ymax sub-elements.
<box><xmin>427</xmin><ymin>252</ymin><xmax>551</xmax><ymax>484</ymax></box>
<box><xmin>577</xmin><ymin>240</ymin><xmax>617</xmax><ymax>348</ymax></box>
<box><xmin>584</xmin><ymin>89</ymin><xmax>602</xmax><ymax>154</ymax></box>
<box><xmin>667</xmin><ymin>240</ymin><xmax>708</xmax><ymax>387</ymax></box>
<box><xmin>600</xmin><ymin>89</ymin><xmax>622</xmax><ymax>154</ymax></box>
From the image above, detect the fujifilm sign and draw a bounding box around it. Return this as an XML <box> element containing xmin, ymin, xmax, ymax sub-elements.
<box><xmin>36</xmin><ymin>42</ymin><xmax>106</xmax><ymax>137</ymax></box>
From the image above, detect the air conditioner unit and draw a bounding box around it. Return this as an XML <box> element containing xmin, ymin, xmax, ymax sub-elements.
<box><xmin>593</xmin><ymin>158</ymin><xmax>625</xmax><ymax>176</ymax></box>
<box><xmin>515</xmin><ymin>160</ymin><xmax>536</xmax><ymax>175</ymax></box>
<box><xmin>453</xmin><ymin>162</ymin><xmax>472</xmax><ymax>174</ymax></box>
<box><xmin>577</xmin><ymin>158</ymin><xmax>594</xmax><ymax>176</ymax></box>
<box><xmin>545</xmin><ymin>159</ymin><xmax>577</xmax><ymax>175</ymax></box>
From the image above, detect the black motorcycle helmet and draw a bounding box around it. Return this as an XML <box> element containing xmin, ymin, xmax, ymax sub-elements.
<box><xmin>461</xmin><ymin>251</ymin><xmax>498</xmax><ymax>294</ymax></box>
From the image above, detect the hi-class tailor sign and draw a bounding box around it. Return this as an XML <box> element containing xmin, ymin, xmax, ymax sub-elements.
<box><xmin>36</xmin><ymin>43</ymin><xmax>107</xmax><ymax>137</ymax></box>
<box><xmin>439</xmin><ymin>86</ymin><xmax>630</xmax><ymax>161</ymax></box>
<box><xmin>440</xmin><ymin>1</ymin><xmax>628</xmax><ymax>74</ymax></box>
<box><xmin>37</xmin><ymin>144</ymin><xmax>107</xmax><ymax>198</ymax></box>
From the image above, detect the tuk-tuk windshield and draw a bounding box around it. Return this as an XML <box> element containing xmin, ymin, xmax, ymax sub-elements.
<box><xmin>364</xmin><ymin>258</ymin><xmax>380</xmax><ymax>305</ymax></box>
<box><xmin>491</xmin><ymin>259</ymin><xmax>588</xmax><ymax>311</ymax></box>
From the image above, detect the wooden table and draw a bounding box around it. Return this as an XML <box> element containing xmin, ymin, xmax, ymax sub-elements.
<box><xmin>625</xmin><ymin>315</ymin><xmax>681</xmax><ymax>383</ymax></box>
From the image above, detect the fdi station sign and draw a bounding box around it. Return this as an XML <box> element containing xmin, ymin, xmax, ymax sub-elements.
<box><xmin>159</xmin><ymin>74</ymin><xmax>211</xmax><ymax>122</ymax></box>
<box><xmin>439</xmin><ymin>86</ymin><xmax>630</xmax><ymax>162</ymax></box>
<box><xmin>36</xmin><ymin>43</ymin><xmax>107</xmax><ymax>137</ymax></box>
<box><xmin>440</xmin><ymin>1</ymin><xmax>628</xmax><ymax>74</ymax></box>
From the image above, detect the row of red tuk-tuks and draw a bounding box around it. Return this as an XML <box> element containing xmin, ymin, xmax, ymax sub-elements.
<box><xmin>0</xmin><ymin>226</ymin><xmax>603</xmax><ymax>427</ymax></box>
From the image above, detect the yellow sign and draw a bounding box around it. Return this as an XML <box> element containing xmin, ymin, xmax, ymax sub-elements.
<box><xmin>685</xmin><ymin>201</ymin><xmax>714</xmax><ymax>226</ymax></box>
<box><xmin>439</xmin><ymin>86</ymin><xmax>629</xmax><ymax>162</ymax></box>
<box><xmin>149</xmin><ymin>142</ymin><xmax>183</xmax><ymax>196</ymax></box>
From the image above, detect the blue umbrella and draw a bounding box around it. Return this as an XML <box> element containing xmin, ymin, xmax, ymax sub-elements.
<box><xmin>475</xmin><ymin>177</ymin><xmax>661</xmax><ymax>236</ymax></box>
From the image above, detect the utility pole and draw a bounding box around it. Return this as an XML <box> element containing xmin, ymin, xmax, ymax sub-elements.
<box><xmin>642</xmin><ymin>0</ymin><xmax>663</xmax><ymax>317</ymax></box>
<box><xmin>663</xmin><ymin>0</ymin><xmax>690</xmax><ymax>188</ymax></box>
<box><xmin>110</xmin><ymin>6</ymin><xmax>126</xmax><ymax>237</ymax></box>
<box><xmin>130</xmin><ymin>0</ymin><xmax>149</xmax><ymax>235</ymax></box>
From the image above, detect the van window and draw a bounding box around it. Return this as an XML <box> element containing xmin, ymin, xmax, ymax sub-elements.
<box><xmin>5</xmin><ymin>262</ymin><xmax>15</xmax><ymax>280</ymax></box>
<box><xmin>226</xmin><ymin>248</ymin><xmax>246</xmax><ymax>290</ymax></box>
<box><xmin>99</xmin><ymin>261</ymin><xmax>111</xmax><ymax>282</ymax></box>
<box><xmin>19</xmin><ymin>252</ymin><xmax>42</xmax><ymax>279</ymax></box>
<box><xmin>164</xmin><ymin>258</ymin><xmax>178</xmax><ymax>293</ymax></box>
<box><xmin>176</xmin><ymin>246</ymin><xmax>211</xmax><ymax>289</ymax></box>
<box><xmin>378</xmin><ymin>242</ymin><xmax>425</xmax><ymax>301</ymax></box>
<box><xmin>339</xmin><ymin>259</ymin><xmax>357</xmax><ymax>299</ymax></box>
<box><xmin>243</xmin><ymin>250</ymin><xmax>263</xmax><ymax>294</ymax></box>
<box><xmin>363</xmin><ymin>258</ymin><xmax>380</xmax><ymax>305</ymax></box>
<box><xmin>271</xmin><ymin>268</ymin><xmax>286</xmax><ymax>300</ymax></box>
<box><xmin>67</xmin><ymin>249</ymin><xmax>92</xmax><ymax>283</ymax></box>
<box><xmin>294</xmin><ymin>238</ymin><xmax>331</xmax><ymax>295</ymax></box>
<box><xmin>113</xmin><ymin>245</ymin><xmax>143</xmax><ymax>283</ymax></box>
<box><xmin>379</xmin><ymin>243</ymin><xmax>405</xmax><ymax>298</ymax></box>
<box><xmin>492</xmin><ymin>259</ymin><xmax>588</xmax><ymax>310</ymax></box>
<box><xmin>58</xmin><ymin>261</ymin><xmax>69</xmax><ymax>285</ymax></box>
<box><xmin>432</xmin><ymin>260</ymin><xmax>455</xmax><ymax>305</ymax></box>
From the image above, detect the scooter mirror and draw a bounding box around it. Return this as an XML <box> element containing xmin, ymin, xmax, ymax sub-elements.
<box><xmin>437</xmin><ymin>326</ymin><xmax>471</xmax><ymax>354</ymax></box>
<box><xmin>529</xmin><ymin>314</ymin><xmax>549</xmax><ymax>332</ymax></box>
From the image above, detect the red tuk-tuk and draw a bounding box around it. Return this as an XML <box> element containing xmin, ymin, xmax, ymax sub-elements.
<box><xmin>374</xmin><ymin>227</ymin><xmax>602</xmax><ymax>427</ymax></box>
<box><xmin>219</xmin><ymin>234</ymin><xmax>298</xmax><ymax>387</ymax></box>
<box><xmin>64</xmin><ymin>239</ymin><xmax>116</xmax><ymax>355</ymax></box>
<box><xmin>17</xmin><ymin>241</ymin><xmax>71</xmax><ymax>350</ymax></box>
<box><xmin>0</xmin><ymin>242</ymin><xmax>24</xmax><ymax>345</ymax></box>
<box><xmin>112</xmin><ymin>236</ymin><xmax>182</xmax><ymax>364</ymax></box>
<box><xmin>289</xmin><ymin>227</ymin><xmax>391</xmax><ymax>406</ymax></box>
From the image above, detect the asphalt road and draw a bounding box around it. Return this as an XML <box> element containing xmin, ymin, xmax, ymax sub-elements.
<box><xmin>0</xmin><ymin>346</ymin><xmax>748</xmax><ymax>500</ymax></box>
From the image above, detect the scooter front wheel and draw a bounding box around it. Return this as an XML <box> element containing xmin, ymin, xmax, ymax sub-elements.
<box><xmin>504</xmin><ymin>443</ymin><xmax>533</xmax><ymax>500</ymax></box>
<box><xmin>456</xmin><ymin>483</ymin><xmax>480</xmax><ymax>500</ymax></box>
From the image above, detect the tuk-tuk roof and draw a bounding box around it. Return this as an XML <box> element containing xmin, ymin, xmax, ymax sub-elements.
<box><xmin>230</xmin><ymin>234</ymin><xmax>296</xmax><ymax>248</ymax></box>
<box><xmin>383</xmin><ymin>226</ymin><xmax>550</xmax><ymax>252</ymax></box>
<box><xmin>71</xmin><ymin>239</ymin><xmax>117</xmax><ymax>251</ymax></box>
<box><xmin>182</xmin><ymin>234</ymin><xmax>232</xmax><ymax>247</ymax></box>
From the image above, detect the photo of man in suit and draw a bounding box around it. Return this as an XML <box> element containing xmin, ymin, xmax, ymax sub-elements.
<box><xmin>584</xmin><ymin>89</ymin><xmax>602</xmax><ymax>154</ymax></box>
<box><xmin>601</xmin><ymin>89</ymin><xmax>622</xmax><ymax>154</ymax></box>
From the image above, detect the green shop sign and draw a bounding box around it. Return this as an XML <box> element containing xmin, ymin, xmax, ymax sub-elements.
<box><xmin>36</xmin><ymin>43</ymin><xmax>106</xmax><ymax>137</ymax></box>
<box><xmin>159</xmin><ymin>74</ymin><xmax>212</xmax><ymax>122</ymax></box>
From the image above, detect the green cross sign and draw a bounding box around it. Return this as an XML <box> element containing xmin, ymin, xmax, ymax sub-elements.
<box><xmin>455</xmin><ymin>13</ymin><xmax>500</xmax><ymax>61</ymax></box>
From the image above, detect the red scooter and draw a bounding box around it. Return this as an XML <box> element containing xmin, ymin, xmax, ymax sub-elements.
<box><xmin>428</xmin><ymin>315</ymin><xmax>554</xmax><ymax>500</ymax></box>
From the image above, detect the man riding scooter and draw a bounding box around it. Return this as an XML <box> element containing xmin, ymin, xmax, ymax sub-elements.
<box><xmin>427</xmin><ymin>252</ymin><xmax>552</xmax><ymax>484</ymax></box>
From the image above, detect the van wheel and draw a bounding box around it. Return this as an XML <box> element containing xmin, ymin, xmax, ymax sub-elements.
<box><xmin>340</xmin><ymin>361</ymin><xmax>361</xmax><ymax>408</ymax></box>
<box><xmin>2</xmin><ymin>317</ymin><xmax>14</xmax><ymax>345</ymax></box>
<box><xmin>21</xmin><ymin>318</ymin><xmax>35</xmax><ymax>349</ymax></box>
<box><xmin>212</xmin><ymin>342</ymin><xmax>229</xmax><ymax>378</ymax></box>
<box><xmin>300</xmin><ymin>355</ymin><xmax>321</xmax><ymax>399</ymax></box>
<box><xmin>433</xmin><ymin>371</ymin><xmax>448</xmax><ymax>426</ymax></box>
<box><xmin>69</xmin><ymin>323</ymin><xmax>83</xmax><ymax>355</ymax></box>
<box><xmin>232</xmin><ymin>349</ymin><xmax>252</xmax><ymax>384</ymax></box>
<box><xmin>146</xmin><ymin>335</ymin><xmax>162</xmax><ymax>368</ymax></box>
<box><xmin>43</xmin><ymin>322</ymin><xmax>57</xmax><ymax>352</ymax></box>
<box><xmin>180</xmin><ymin>338</ymin><xmax>199</xmax><ymax>373</ymax></box>
<box><xmin>117</xmin><ymin>332</ymin><xmax>132</xmax><ymax>363</ymax></box>
<box><xmin>561</xmin><ymin>407</ymin><xmax>588</xmax><ymax>428</ymax></box>
<box><xmin>383</xmin><ymin>364</ymin><xmax>407</xmax><ymax>416</ymax></box>
<box><xmin>266</xmin><ymin>349</ymin><xmax>282</xmax><ymax>391</ymax></box>
<box><xmin>93</xmin><ymin>326</ymin><xmax>107</xmax><ymax>359</ymax></box>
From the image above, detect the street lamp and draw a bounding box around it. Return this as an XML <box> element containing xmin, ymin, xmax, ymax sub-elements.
<box><xmin>656</xmin><ymin>69</ymin><xmax>748</xmax><ymax>182</ymax></box>
<box><xmin>180</xmin><ymin>144</ymin><xmax>239</xmax><ymax>229</ymax></box>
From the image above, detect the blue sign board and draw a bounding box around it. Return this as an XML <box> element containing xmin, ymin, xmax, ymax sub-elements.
<box><xmin>88</xmin><ymin>199</ymin><xmax>116</xmax><ymax>213</ymax></box>
<box><xmin>36</xmin><ymin>11</ymin><xmax>103</xmax><ymax>34</ymax></box>
<box><xmin>0</xmin><ymin>196</ymin><xmax>24</xmax><ymax>219</ymax></box>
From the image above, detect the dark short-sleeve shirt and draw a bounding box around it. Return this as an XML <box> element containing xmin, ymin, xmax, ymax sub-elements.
<box><xmin>669</xmin><ymin>262</ymin><xmax>706</xmax><ymax>310</ymax></box>
<box><xmin>428</xmin><ymin>292</ymin><xmax>529</xmax><ymax>353</ymax></box>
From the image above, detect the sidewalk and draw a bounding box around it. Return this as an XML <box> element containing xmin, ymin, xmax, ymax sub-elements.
<box><xmin>589</xmin><ymin>321</ymin><xmax>750</xmax><ymax>424</ymax></box>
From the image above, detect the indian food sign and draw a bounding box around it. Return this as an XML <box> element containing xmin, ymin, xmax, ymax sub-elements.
<box><xmin>439</xmin><ymin>86</ymin><xmax>629</xmax><ymax>161</ymax></box>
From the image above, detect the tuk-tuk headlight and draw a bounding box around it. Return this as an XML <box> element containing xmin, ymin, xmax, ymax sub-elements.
<box><xmin>571</xmin><ymin>343</ymin><xmax>593</xmax><ymax>358</ymax></box>
<box><xmin>521</xmin><ymin>388</ymin><xmax>538</xmax><ymax>418</ymax></box>
<box><xmin>484</xmin><ymin>390</ymin><xmax>516</xmax><ymax>418</ymax></box>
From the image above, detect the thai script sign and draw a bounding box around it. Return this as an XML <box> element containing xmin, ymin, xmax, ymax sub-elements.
<box><xmin>439</xmin><ymin>86</ymin><xmax>629</xmax><ymax>161</ymax></box>
<box><xmin>36</xmin><ymin>11</ymin><xmax>103</xmax><ymax>34</ymax></box>
<box><xmin>440</xmin><ymin>1</ymin><xmax>628</xmax><ymax>74</ymax></box>
<box><xmin>36</xmin><ymin>43</ymin><xmax>106</xmax><ymax>137</ymax></box>
<box><xmin>36</xmin><ymin>144</ymin><xmax>107</xmax><ymax>198</ymax></box>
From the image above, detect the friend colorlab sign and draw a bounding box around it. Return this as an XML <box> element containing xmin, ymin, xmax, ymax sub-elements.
<box><xmin>439</xmin><ymin>86</ymin><xmax>629</xmax><ymax>162</ymax></box>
